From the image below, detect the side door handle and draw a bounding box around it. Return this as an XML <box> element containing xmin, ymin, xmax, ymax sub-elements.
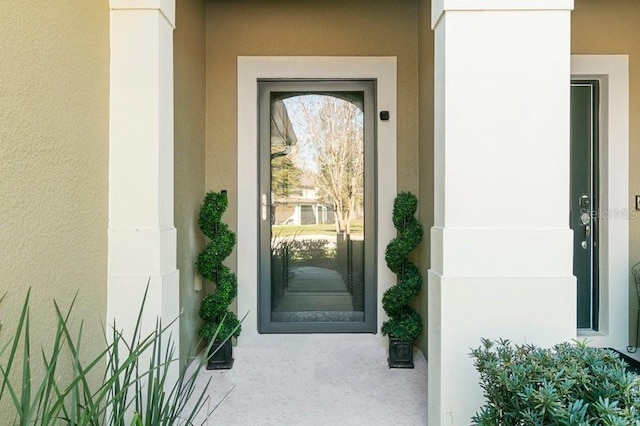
<box><xmin>580</xmin><ymin>211</ymin><xmax>590</xmax><ymax>249</ymax></box>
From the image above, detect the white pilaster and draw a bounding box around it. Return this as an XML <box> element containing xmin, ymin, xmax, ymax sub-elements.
<box><xmin>108</xmin><ymin>0</ymin><xmax>178</xmax><ymax>352</ymax></box>
<box><xmin>429</xmin><ymin>1</ymin><xmax>575</xmax><ymax>424</ymax></box>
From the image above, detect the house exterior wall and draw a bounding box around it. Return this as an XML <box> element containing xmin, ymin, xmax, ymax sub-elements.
<box><xmin>0</xmin><ymin>0</ymin><xmax>109</xmax><ymax>405</ymax></box>
<box><xmin>174</xmin><ymin>0</ymin><xmax>207</xmax><ymax>361</ymax></box>
<box><xmin>205</xmin><ymin>0</ymin><xmax>421</xmax><ymax>337</ymax></box>
<box><xmin>417</xmin><ymin>0</ymin><xmax>435</xmax><ymax>356</ymax></box>
<box><xmin>572</xmin><ymin>0</ymin><xmax>640</xmax><ymax>343</ymax></box>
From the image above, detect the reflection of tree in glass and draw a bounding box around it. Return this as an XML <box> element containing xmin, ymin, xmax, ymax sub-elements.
<box><xmin>271</xmin><ymin>156</ymin><xmax>302</xmax><ymax>198</ymax></box>
<box><xmin>299</xmin><ymin>97</ymin><xmax>364</xmax><ymax>238</ymax></box>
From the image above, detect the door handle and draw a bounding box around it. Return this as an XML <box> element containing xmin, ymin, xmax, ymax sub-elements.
<box><xmin>581</xmin><ymin>224</ymin><xmax>590</xmax><ymax>249</ymax></box>
<box><xmin>579</xmin><ymin>211</ymin><xmax>590</xmax><ymax>250</ymax></box>
<box><xmin>261</xmin><ymin>194</ymin><xmax>268</xmax><ymax>221</ymax></box>
<box><xmin>578</xmin><ymin>196</ymin><xmax>591</xmax><ymax>250</ymax></box>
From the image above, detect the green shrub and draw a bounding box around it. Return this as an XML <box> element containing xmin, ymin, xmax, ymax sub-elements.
<box><xmin>471</xmin><ymin>338</ymin><xmax>640</xmax><ymax>425</ymax></box>
<box><xmin>289</xmin><ymin>239</ymin><xmax>334</xmax><ymax>262</ymax></box>
<box><xmin>0</xmin><ymin>287</ymin><xmax>217</xmax><ymax>425</ymax></box>
<box><xmin>381</xmin><ymin>192</ymin><xmax>423</xmax><ymax>342</ymax></box>
<box><xmin>196</xmin><ymin>191</ymin><xmax>240</xmax><ymax>341</ymax></box>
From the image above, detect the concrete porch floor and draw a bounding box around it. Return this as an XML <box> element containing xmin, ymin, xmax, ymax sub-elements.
<box><xmin>188</xmin><ymin>334</ymin><xmax>428</xmax><ymax>425</ymax></box>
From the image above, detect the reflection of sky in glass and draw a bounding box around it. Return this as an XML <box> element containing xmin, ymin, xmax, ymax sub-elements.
<box><xmin>282</xmin><ymin>95</ymin><xmax>363</xmax><ymax>174</ymax></box>
<box><xmin>282</xmin><ymin>95</ymin><xmax>318</xmax><ymax>173</ymax></box>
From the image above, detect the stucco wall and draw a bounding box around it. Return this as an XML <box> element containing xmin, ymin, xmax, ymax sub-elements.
<box><xmin>206</xmin><ymin>0</ymin><xmax>421</xmax><ymax>337</ymax></box>
<box><xmin>206</xmin><ymin>0</ymin><xmax>419</xmax><ymax>220</ymax></box>
<box><xmin>0</xmin><ymin>0</ymin><xmax>109</xmax><ymax>406</ymax></box>
<box><xmin>572</xmin><ymin>0</ymin><xmax>640</xmax><ymax>343</ymax></box>
<box><xmin>417</xmin><ymin>0</ymin><xmax>435</xmax><ymax>356</ymax></box>
<box><xmin>175</xmin><ymin>0</ymin><xmax>207</xmax><ymax>362</ymax></box>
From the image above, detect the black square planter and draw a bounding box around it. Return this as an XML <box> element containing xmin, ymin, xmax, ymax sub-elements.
<box><xmin>207</xmin><ymin>339</ymin><xmax>234</xmax><ymax>370</ymax></box>
<box><xmin>388</xmin><ymin>336</ymin><xmax>414</xmax><ymax>368</ymax></box>
<box><xmin>609</xmin><ymin>348</ymin><xmax>640</xmax><ymax>375</ymax></box>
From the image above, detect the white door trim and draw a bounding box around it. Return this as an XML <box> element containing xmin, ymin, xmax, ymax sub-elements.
<box><xmin>572</xmin><ymin>55</ymin><xmax>629</xmax><ymax>348</ymax></box>
<box><xmin>237</xmin><ymin>56</ymin><xmax>397</xmax><ymax>339</ymax></box>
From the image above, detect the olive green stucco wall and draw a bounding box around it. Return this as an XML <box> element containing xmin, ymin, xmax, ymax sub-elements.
<box><xmin>175</xmin><ymin>0</ymin><xmax>208</xmax><ymax>361</ymax></box>
<box><xmin>4</xmin><ymin>0</ymin><xmax>636</xmax><ymax>382</ymax></box>
<box><xmin>0</xmin><ymin>0</ymin><xmax>110</xmax><ymax>406</ymax></box>
<box><xmin>205</xmin><ymin>0</ymin><xmax>427</xmax><ymax>348</ymax></box>
<box><xmin>206</xmin><ymin>0</ymin><xmax>420</xmax><ymax>216</ymax></box>
<box><xmin>417</xmin><ymin>0</ymin><xmax>435</xmax><ymax>355</ymax></box>
<box><xmin>572</xmin><ymin>0</ymin><xmax>640</xmax><ymax>344</ymax></box>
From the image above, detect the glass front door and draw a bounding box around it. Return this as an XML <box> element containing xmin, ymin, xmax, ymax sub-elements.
<box><xmin>258</xmin><ymin>80</ymin><xmax>376</xmax><ymax>333</ymax></box>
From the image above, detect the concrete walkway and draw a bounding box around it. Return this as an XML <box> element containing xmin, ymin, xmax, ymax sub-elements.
<box><xmin>188</xmin><ymin>334</ymin><xmax>428</xmax><ymax>425</ymax></box>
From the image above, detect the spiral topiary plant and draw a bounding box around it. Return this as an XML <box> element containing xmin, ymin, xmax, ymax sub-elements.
<box><xmin>196</xmin><ymin>191</ymin><xmax>241</xmax><ymax>341</ymax></box>
<box><xmin>381</xmin><ymin>191</ymin><xmax>423</xmax><ymax>342</ymax></box>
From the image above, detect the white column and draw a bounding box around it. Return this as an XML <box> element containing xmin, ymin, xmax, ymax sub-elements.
<box><xmin>108</xmin><ymin>0</ymin><xmax>178</xmax><ymax>351</ymax></box>
<box><xmin>429</xmin><ymin>1</ymin><xmax>575</xmax><ymax>424</ymax></box>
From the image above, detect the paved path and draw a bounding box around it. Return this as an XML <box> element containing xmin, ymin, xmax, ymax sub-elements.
<box><xmin>287</xmin><ymin>266</ymin><xmax>348</xmax><ymax>293</ymax></box>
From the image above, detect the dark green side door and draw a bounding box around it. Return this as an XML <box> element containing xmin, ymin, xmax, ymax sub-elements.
<box><xmin>571</xmin><ymin>80</ymin><xmax>599</xmax><ymax>330</ymax></box>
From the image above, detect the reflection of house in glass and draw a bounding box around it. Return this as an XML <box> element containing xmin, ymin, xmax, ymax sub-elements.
<box><xmin>272</xmin><ymin>174</ymin><xmax>335</xmax><ymax>226</ymax></box>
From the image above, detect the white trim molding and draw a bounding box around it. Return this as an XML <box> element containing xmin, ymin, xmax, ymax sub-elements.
<box><xmin>431</xmin><ymin>0</ymin><xmax>574</xmax><ymax>29</ymax></box>
<box><xmin>237</xmin><ymin>56</ymin><xmax>397</xmax><ymax>340</ymax></box>
<box><xmin>110</xmin><ymin>0</ymin><xmax>175</xmax><ymax>27</ymax></box>
<box><xmin>572</xmin><ymin>55</ymin><xmax>630</xmax><ymax>349</ymax></box>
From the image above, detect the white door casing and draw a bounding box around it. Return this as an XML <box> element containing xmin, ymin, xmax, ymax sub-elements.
<box><xmin>572</xmin><ymin>55</ymin><xmax>630</xmax><ymax>348</ymax></box>
<box><xmin>237</xmin><ymin>57</ymin><xmax>397</xmax><ymax>339</ymax></box>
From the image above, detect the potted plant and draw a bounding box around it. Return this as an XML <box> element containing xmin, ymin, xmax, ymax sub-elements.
<box><xmin>196</xmin><ymin>190</ymin><xmax>241</xmax><ymax>369</ymax></box>
<box><xmin>381</xmin><ymin>191</ymin><xmax>423</xmax><ymax>368</ymax></box>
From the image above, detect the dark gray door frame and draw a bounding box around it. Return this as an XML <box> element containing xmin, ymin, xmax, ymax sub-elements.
<box><xmin>257</xmin><ymin>79</ymin><xmax>377</xmax><ymax>333</ymax></box>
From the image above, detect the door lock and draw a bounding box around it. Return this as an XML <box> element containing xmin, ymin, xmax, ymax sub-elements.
<box><xmin>579</xmin><ymin>195</ymin><xmax>590</xmax><ymax>208</ymax></box>
<box><xmin>579</xmin><ymin>195</ymin><xmax>591</xmax><ymax>250</ymax></box>
<box><xmin>580</xmin><ymin>212</ymin><xmax>590</xmax><ymax>226</ymax></box>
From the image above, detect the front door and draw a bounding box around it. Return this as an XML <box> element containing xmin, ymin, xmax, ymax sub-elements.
<box><xmin>571</xmin><ymin>80</ymin><xmax>600</xmax><ymax>330</ymax></box>
<box><xmin>257</xmin><ymin>79</ymin><xmax>377</xmax><ymax>333</ymax></box>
